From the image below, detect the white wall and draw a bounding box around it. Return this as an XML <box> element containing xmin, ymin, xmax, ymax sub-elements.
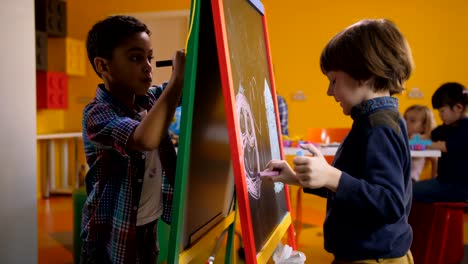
<box><xmin>0</xmin><ymin>0</ymin><xmax>37</xmax><ymax>263</ymax></box>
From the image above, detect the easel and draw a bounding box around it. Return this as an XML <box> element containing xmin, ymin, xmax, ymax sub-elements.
<box><xmin>167</xmin><ymin>0</ymin><xmax>295</xmax><ymax>263</ymax></box>
<box><xmin>167</xmin><ymin>0</ymin><xmax>236</xmax><ymax>262</ymax></box>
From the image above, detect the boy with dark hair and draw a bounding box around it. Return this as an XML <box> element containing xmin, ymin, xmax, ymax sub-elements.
<box><xmin>413</xmin><ymin>82</ymin><xmax>468</xmax><ymax>202</ymax></box>
<box><xmin>81</xmin><ymin>15</ymin><xmax>185</xmax><ymax>264</ymax></box>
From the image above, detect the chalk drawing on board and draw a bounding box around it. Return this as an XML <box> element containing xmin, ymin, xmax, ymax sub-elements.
<box><xmin>248</xmin><ymin>77</ymin><xmax>263</xmax><ymax>136</ymax></box>
<box><xmin>263</xmin><ymin>79</ymin><xmax>284</xmax><ymax>193</ymax></box>
<box><xmin>236</xmin><ymin>85</ymin><xmax>262</xmax><ymax>200</ymax></box>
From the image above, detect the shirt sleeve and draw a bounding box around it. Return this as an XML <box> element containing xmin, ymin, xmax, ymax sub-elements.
<box><xmin>148</xmin><ymin>82</ymin><xmax>168</xmax><ymax>101</ymax></box>
<box><xmin>84</xmin><ymin>103</ymin><xmax>140</xmax><ymax>156</ymax></box>
<box><xmin>431</xmin><ymin>125</ymin><xmax>445</xmax><ymax>141</ymax></box>
<box><xmin>334</xmin><ymin>126</ymin><xmax>409</xmax><ymax>223</ymax></box>
<box><xmin>148</xmin><ymin>82</ymin><xmax>183</xmax><ymax>107</ymax></box>
<box><xmin>445</xmin><ymin>120</ymin><xmax>468</xmax><ymax>154</ymax></box>
<box><xmin>277</xmin><ymin>95</ymin><xmax>289</xmax><ymax>136</ymax></box>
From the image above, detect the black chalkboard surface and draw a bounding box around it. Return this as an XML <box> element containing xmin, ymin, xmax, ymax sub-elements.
<box><xmin>181</xmin><ymin>0</ymin><xmax>235</xmax><ymax>249</ymax></box>
<box><xmin>217</xmin><ymin>0</ymin><xmax>289</xmax><ymax>253</ymax></box>
<box><xmin>167</xmin><ymin>0</ymin><xmax>238</xmax><ymax>262</ymax></box>
<box><xmin>212</xmin><ymin>0</ymin><xmax>289</xmax><ymax>260</ymax></box>
<box><xmin>169</xmin><ymin>0</ymin><xmax>294</xmax><ymax>262</ymax></box>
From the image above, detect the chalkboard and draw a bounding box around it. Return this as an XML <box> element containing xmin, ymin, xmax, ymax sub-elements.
<box><xmin>212</xmin><ymin>0</ymin><xmax>295</xmax><ymax>261</ymax></box>
<box><xmin>180</xmin><ymin>0</ymin><xmax>235</xmax><ymax>249</ymax></box>
<box><xmin>168</xmin><ymin>0</ymin><xmax>237</xmax><ymax>261</ymax></box>
<box><xmin>168</xmin><ymin>0</ymin><xmax>294</xmax><ymax>262</ymax></box>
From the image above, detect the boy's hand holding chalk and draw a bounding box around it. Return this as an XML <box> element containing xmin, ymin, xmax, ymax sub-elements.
<box><xmin>298</xmin><ymin>144</ymin><xmax>318</xmax><ymax>156</ymax></box>
<box><xmin>296</xmin><ymin>149</ymin><xmax>304</xmax><ymax>157</ymax></box>
<box><xmin>260</xmin><ymin>145</ymin><xmax>314</xmax><ymax>179</ymax></box>
<box><xmin>293</xmin><ymin>143</ymin><xmax>343</xmax><ymax>191</ymax></box>
<box><xmin>156</xmin><ymin>50</ymin><xmax>186</xmax><ymax>68</ymax></box>
<box><xmin>258</xmin><ymin>171</ymin><xmax>280</xmax><ymax>177</ymax></box>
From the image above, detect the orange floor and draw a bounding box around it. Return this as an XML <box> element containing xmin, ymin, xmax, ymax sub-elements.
<box><xmin>38</xmin><ymin>188</ymin><xmax>468</xmax><ymax>264</ymax></box>
<box><xmin>38</xmin><ymin>196</ymin><xmax>74</xmax><ymax>264</ymax></box>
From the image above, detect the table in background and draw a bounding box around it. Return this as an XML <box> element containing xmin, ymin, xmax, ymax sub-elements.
<box><xmin>284</xmin><ymin>146</ymin><xmax>441</xmax><ymax>158</ymax></box>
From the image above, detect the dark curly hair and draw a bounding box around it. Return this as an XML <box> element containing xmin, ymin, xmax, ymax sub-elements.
<box><xmin>86</xmin><ymin>15</ymin><xmax>151</xmax><ymax>77</ymax></box>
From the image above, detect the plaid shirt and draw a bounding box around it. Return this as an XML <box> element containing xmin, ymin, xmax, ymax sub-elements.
<box><xmin>81</xmin><ymin>84</ymin><xmax>175</xmax><ymax>263</ymax></box>
<box><xmin>277</xmin><ymin>94</ymin><xmax>289</xmax><ymax>136</ymax></box>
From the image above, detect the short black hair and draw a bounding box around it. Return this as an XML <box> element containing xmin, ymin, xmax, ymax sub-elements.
<box><xmin>432</xmin><ymin>82</ymin><xmax>468</xmax><ymax>109</ymax></box>
<box><xmin>86</xmin><ymin>15</ymin><xmax>150</xmax><ymax>77</ymax></box>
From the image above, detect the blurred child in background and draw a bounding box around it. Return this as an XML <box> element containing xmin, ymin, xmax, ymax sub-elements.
<box><xmin>404</xmin><ymin>105</ymin><xmax>437</xmax><ymax>181</ymax></box>
<box><xmin>413</xmin><ymin>82</ymin><xmax>468</xmax><ymax>202</ymax></box>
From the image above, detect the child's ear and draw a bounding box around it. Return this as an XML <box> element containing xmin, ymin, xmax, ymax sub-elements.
<box><xmin>94</xmin><ymin>57</ymin><xmax>110</xmax><ymax>78</ymax></box>
<box><xmin>453</xmin><ymin>103</ymin><xmax>464</xmax><ymax>113</ymax></box>
<box><xmin>358</xmin><ymin>77</ymin><xmax>373</xmax><ymax>88</ymax></box>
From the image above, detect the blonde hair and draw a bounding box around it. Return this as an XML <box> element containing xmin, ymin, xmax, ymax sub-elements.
<box><xmin>404</xmin><ymin>105</ymin><xmax>436</xmax><ymax>137</ymax></box>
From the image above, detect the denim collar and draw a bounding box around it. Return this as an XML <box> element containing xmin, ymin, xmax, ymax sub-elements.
<box><xmin>351</xmin><ymin>96</ymin><xmax>399</xmax><ymax>120</ymax></box>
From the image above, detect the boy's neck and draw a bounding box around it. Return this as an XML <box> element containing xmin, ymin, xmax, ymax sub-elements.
<box><xmin>363</xmin><ymin>90</ymin><xmax>391</xmax><ymax>101</ymax></box>
<box><xmin>103</xmin><ymin>82</ymin><xmax>136</xmax><ymax>110</ymax></box>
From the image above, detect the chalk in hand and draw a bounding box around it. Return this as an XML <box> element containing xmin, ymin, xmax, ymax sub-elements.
<box><xmin>258</xmin><ymin>171</ymin><xmax>280</xmax><ymax>177</ymax></box>
<box><xmin>298</xmin><ymin>145</ymin><xmax>317</xmax><ymax>156</ymax></box>
<box><xmin>155</xmin><ymin>60</ymin><xmax>172</xmax><ymax>67</ymax></box>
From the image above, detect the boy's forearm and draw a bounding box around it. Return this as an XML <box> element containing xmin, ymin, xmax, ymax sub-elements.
<box><xmin>429</xmin><ymin>157</ymin><xmax>438</xmax><ymax>177</ymax></box>
<box><xmin>129</xmin><ymin>78</ymin><xmax>183</xmax><ymax>151</ymax></box>
<box><xmin>428</xmin><ymin>141</ymin><xmax>447</xmax><ymax>152</ymax></box>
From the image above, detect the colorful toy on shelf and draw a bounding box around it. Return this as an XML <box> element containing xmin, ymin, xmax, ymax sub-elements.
<box><xmin>409</xmin><ymin>134</ymin><xmax>432</xmax><ymax>150</ymax></box>
<box><xmin>282</xmin><ymin>135</ymin><xmax>313</xmax><ymax>148</ymax></box>
<box><xmin>48</xmin><ymin>38</ymin><xmax>86</xmax><ymax>76</ymax></box>
<box><xmin>290</xmin><ymin>137</ymin><xmax>299</xmax><ymax>148</ymax></box>
<box><xmin>36</xmin><ymin>31</ymin><xmax>48</xmax><ymax>71</ymax></box>
<box><xmin>35</xmin><ymin>0</ymin><xmax>67</xmax><ymax>37</ymax></box>
<box><xmin>36</xmin><ymin>70</ymin><xmax>68</xmax><ymax>109</ymax></box>
<box><xmin>282</xmin><ymin>135</ymin><xmax>292</xmax><ymax>147</ymax></box>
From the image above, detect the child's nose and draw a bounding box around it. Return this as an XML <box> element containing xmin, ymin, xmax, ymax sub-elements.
<box><xmin>327</xmin><ymin>85</ymin><xmax>334</xmax><ymax>96</ymax></box>
<box><xmin>144</xmin><ymin>62</ymin><xmax>152</xmax><ymax>73</ymax></box>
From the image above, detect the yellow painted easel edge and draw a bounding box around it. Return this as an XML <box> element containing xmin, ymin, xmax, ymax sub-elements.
<box><xmin>179</xmin><ymin>211</ymin><xmax>236</xmax><ymax>263</ymax></box>
<box><xmin>256</xmin><ymin>212</ymin><xmax>292</xmax><ymax>264</ymax></box>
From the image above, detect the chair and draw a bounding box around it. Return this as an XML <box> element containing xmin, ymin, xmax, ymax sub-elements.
<box><xmin>305</xmin><ymin>128</ymin><xmax>328</xmax><ymax>143</ymax></box>
<box><xmin>409</xmin><ymin>201</ymin><xmax>466</xmax><ymax>264</ymax></box>
<box><xmin>305</xmin><ymin>127</ymin><xmax>350</xmax><ymax>144</ymax></box>
<box><xmin>324</xmin><ymin>128</ymin><xmax>351</xmax><ymax>143</ymax></box>
<box><xmin>305</xmin><ymin>128</ymin><xmax>349</xmax><ymax>165</ymax></box>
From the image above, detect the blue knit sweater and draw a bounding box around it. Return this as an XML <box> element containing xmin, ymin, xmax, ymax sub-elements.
<box><xmin>305</xmin><ymin>97</ymin><xmax>413</xmax><ymax>261</ymax></box>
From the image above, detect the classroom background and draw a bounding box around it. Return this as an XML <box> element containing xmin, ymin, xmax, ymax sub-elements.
<box><xmin>1</xmin><ymin>0</ymin><xmax>467</xmax><ymax>263</ymax></box>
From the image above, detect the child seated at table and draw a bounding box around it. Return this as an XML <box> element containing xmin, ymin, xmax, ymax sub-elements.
<box><xmin>413</xmin><ymin>82</ymin><xmax>468</xmax><ymax>202</ymax></box>
<box><xmin>404</xmin><ymin>105</ymin><xmax>437</xmax><ymax>181</ymax></box>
